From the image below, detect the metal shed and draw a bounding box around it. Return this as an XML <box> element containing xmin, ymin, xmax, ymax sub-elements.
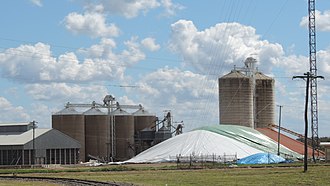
<box><xmin>0</xmin><ymin>124</ymin><xmax>80</xmax><ymax>165</ymax></box>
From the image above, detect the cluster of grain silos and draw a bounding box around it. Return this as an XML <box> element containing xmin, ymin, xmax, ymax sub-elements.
<box><xmin>218</xmin><ymin>57</ymin><xmax>275</xmax><ymax>129</ymax></box>
<box><xmin>52</xmin><ymin>97</ymin><xmax>170</xmax><ymax>162</ymax></box>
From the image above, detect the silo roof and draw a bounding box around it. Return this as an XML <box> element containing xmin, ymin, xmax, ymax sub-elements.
<box><xmin>54</xmin><ymin>107</ymin><xmax>81</xmax><ymax>115</ymax></box>
<box><xmin>255</xmin><ymin>72</ymin><xmax>273</xmax><ymax>80</ymax></box>
<box><xmin>132</xmin><ymin>108</ymin><xmax>154</xmax><ymax>116</ymax></box>
<box><xmin>83</xmin><ymin>108</ymin><xmax>107</xmax><ymax>115</ymax></box>
<box><xmin>111</xmin><ymin>108</ymin><xmax>130</xmax><ymax>116</ymax></box>
<box><xmin>220</xmin><ymin>70</ymin><xmax>247</xmax><ymax>79</ymax></box>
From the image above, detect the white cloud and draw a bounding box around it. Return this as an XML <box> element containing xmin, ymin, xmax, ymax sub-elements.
<box><xmin>318</xmin><ymin>48</ymin><xmax>330</xmax><ymax>75</ymax></box>
<box><xmin>0</xmin><ymin>38</ymin><xmax>146</xmax><ymax>83</ymax></box>
<box><xmin>130</xmin><ymin>67</ymin><xmax>218</xmax><ymax>131</ymax></box>
<box><xmin>300</xmin><ymin>10</ymin><xmax>330</xmax><ymax>32</ymax></box>
<box><xmin>25</xmin><ymin>83</ymin><xmax>108</xmax><ymax>102</ymax></box>
<box><xmin>272</xmin><ymin>55</ymin><xmax>309</xmax><ymax>75</ymax></box>
<box><xmin>30</xmin><ymin>0</ymin><xmax>42</xmax><ymax>7</ymax></box>
<box><xmin>84</xmin><ymin>0</ymin><xmax>183</xmax><ymax>18</ymax></box>
<box><xmin>64</xmin><ymin>12</ymin><xmax>120</xmax><ymax>38</ymax></box>
<box><xmin>121</xmin><ymin>37</ymin><xmax>146</xmax><ymax>65</ymax></box>
<box><xmin>85</xmin><ymin>0</ymin><xmax>161</xmax><ymax>18</ymax></box>
<box><xmin>160</xmin><ymin>0</ymin><xmax>185</xmax><ymax>17</ymax></box>
<box><xmin>0</xmin><ymin>97</ymin><xmax>30</xmax><ymax>122</ymax></box>
<box><xmin>141</xmin><ymin>37</ymin><xmax>160</xmax><ymax>51</ymax></box>
<box><xmin>169</xmin><ymin>20</ymin><xmax>284</xmax><ymax>75</ymax></box>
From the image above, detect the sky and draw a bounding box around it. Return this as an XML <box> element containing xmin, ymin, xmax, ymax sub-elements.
<box><xmin>0</xmin><ymin>0</ymin><xmax>330</xmax><ymax>137</ymax></box>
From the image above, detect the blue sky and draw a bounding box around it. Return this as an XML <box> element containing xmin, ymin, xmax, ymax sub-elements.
<box><xmin>0</xmin><ymin>0</ymin><xmax>330</xmax><ymax>137</ymax></box>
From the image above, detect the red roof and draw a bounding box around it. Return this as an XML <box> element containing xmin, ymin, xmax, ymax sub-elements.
<box><xmin>256</xmin><ymin>128</ymin><xmax>325</xmax><ymax>158</ymax></box>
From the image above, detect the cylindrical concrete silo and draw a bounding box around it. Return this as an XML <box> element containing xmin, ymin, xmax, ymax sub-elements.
<box><xmin>132</xmin><ymin>108</ymin><xmax>157</xmax><ymax>154</ymax></box>
<box><xmin>111</xmin><ymin>109</ymin><xmax>134</xmax><ymax>161</ymax></box>
<box><xmin>218</xmin><ymin>70</ymin><xmax>254</xmax><ymax>127</ymax></box>
<box><xmin>84</xmin><ymin>108</ymin><xmax>110</xmax><ymax>161</ymax></box>
<box><xmin>255</xmin><ymin>72</ymin><xmax>275</xmax><ymax>128</ymax></box>
<box><xmin>52</xmin><ymin>107</ymin><xmax>86</xmax><ymax>162</ymax></box>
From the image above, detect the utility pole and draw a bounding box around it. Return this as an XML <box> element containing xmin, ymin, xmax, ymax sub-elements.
<box><xmin>31</xmin><ymin>120</ymin><xmax>37</xmax><ymax>165</ymax></box>
<box><xmin>277</xmin><ymin>105</ymin><xmax>283</xmax><ymax>156</ymax></box>
<box><xmin>293</xmin><ymin>72</ymin><xmax>324</xmax><ymax>172</ymax></box>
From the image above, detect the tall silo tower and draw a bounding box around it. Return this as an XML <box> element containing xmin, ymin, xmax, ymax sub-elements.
<box><xmin>218</xmin><ymin>70</ymin><xmax>254</xmax><ymax>127</ymax></box>
<box><xmin>255</xmin><ymin>72</ymin><xmax>275</xmax><ymax>128</ymax></box>
<box><xmin>133</xmin><ymin>108</ymin><xmax>157</xmax><ymax>154</ymax></box>
<box><xmin>111</xmin><ymin>108</ymin><xmax>135</xmax><ymax>161</ymax></box>
<box><xmin>218</xmin><ymin>57</ymin><xmax>275</xmax><ymax>129</ymax></box>
<box><xmin>84</xmin><ymin>107</ymin><xmax>109</xmax><ymax>161</ymax></box>
<box><xmin>52</xmin><ymin>107</ymin><xmax>86</xmax><ymax>162</ymax></box>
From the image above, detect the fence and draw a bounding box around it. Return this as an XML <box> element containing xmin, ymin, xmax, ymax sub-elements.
<box><xmin>171</xmin><ymin>153</ymin><xmax>237</xmax><ymax>169</ymax></box>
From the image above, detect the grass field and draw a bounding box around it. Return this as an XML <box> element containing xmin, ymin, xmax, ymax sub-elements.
<box><xmin>0</xmin><ymin>164</ymin><xmax>329</xmax><ymax>185</ymax></box>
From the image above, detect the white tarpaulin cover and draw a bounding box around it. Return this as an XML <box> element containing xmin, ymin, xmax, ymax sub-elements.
<box><xmin>125</xmin><ymin>129</ymin><xmax>262</xmax><ymax>163</ymax></box>
<box><xmin>125</xmin><ymin>125</ymin><xmax>302</xmax><ymax>163</ymax></box>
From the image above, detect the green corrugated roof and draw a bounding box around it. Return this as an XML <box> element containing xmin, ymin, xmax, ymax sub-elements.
<box><xmin>196</xmin><ymin>125</ymin><xmax>302</xmax><ymax>159</ymax></box>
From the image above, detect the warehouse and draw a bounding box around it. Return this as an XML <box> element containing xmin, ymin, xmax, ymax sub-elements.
<box><xmin>0</xmin><ymin>122</ymin><xmax>80</xmax><ymax>165</ymax></box>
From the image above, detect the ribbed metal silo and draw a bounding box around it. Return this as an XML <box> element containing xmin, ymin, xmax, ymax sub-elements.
<box><xmin>84</xmin><ymin>108</ymin><xmax>109</xmax><ymax>161</ymax></box>
<box><xmin>52</xmin><ymin>107</ymin><xmax>86</xmax><ymax>162</ymax></box>
<box><xmin>111</xmin><ymin>108</ymin><xmax>134</xmax><ymax>161</ymax></box>
<box><xmin>132</xmin><ymin>108</ymin><xmax>156</xmax><ymax>134</ymax></box>
<box><xmin>255</xmin><ymin>72</ymin><xmax>275</xmax><ymax>128</ymax></box>
<box><xmin>218</xmin><ymin>70</ymin><xmax>254</xmax><ymax>127</ymax></box>
<box><xmin>132</xmin><ymin>108</ymin><xmax>157</xmax><ymax>154</ymax></box>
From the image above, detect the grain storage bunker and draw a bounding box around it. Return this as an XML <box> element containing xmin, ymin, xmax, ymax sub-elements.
<box><xmin>111</xmin><ymin>108</ymin><xmax>135</xmax><ymax>161</ymax></box>
<box><xmin>218</xmin><ymin>70</ymin><xmax>254</xmax><ymax>127</ymax></box>
<box><xmin>52</xmin><ymin>107</ymin><xmax>85</xmax><ymax>162</ymax></box>
<box><xmin>84</xmin><ymin>107</ymin><xmax>109</xmax><ymax>161</ymax></box>
<box><xmin>133</xmin><ymin>108</ymin><xmax>157</xmax><ymax>154</ymax></box>
<box><xmin>255</xmin><ymin>72</ymin><xmax>275</xmax><ymax>128</ymax></box>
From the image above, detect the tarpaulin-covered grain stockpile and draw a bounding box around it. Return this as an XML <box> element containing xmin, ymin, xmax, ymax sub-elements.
<box><xmin>125</xmin><ymin>125</ymin><xmax>302</xmax><ymax>163</ymax></box>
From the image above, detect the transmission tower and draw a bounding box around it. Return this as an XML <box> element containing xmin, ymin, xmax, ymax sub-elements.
<box><xmin>308</xmin><ymin>0</ymin><xmax>318</xmax><ymax>161</ymax></box>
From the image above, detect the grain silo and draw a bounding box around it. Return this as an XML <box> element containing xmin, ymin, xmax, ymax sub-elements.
<box><xmin>133</xmin><ymin>108</ymin><xmax>157</xmax><ymax>154</ymax></box>
<box><xmin>52</xmin><ymin>107</ymin><xmax>85</xmax><ymax>162</ymax></box>
<box><xmin>133</xmin><ymin>108</ymin><xmax>156</xmax><ymax>133</ymax></box>
<box><xmin>111</xmin><ymin>108</ymin><xmax>135</xmax><ymax>161</ymax></box>
<box><xmin>255</xmin><ymin>72</ymin><xmax>275</xmax><ymax>128</ymax></box>
<box><xmin>84</xmin><ymin>107</ymin><xmax>110</xmax><ymax>161</ymax></box>
<box><xmin>218</xmin><ymin>70</ymin><xmax>254</xmax><ymax>128</ymax></box>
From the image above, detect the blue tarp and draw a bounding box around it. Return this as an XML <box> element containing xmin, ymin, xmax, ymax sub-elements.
<box><xmin>237</xmin><ymin>153</ymin><xmax>286</xmax><ymax>164</ymax></box>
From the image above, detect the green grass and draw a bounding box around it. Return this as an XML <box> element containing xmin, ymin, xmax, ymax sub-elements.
<box><xmin>0</xmin><ymin>180</ymin><xmax>58</xmax><ymax>186</ymax></box>
<box><xmin>1</xmin><ymin>164</ymin><xmax>330</xmax><ymax>186</ymax></box>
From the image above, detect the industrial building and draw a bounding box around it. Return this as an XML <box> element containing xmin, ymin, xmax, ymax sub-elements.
<box><xmin>0</xmin><ymin>122</ymin><xmax>80</xmax><ymax>166</ymax></box>
<box><xmin>52</xmin><ymin>96</ymin><xmax>176</xmax><ymax>162</ymax></box>
<box><xmin>218</xmin><ymin>57</ymin><xmax>324</xmax><ymax>159</ymax></box>
<box><xmin>218</xmin><ymin>57</ymin><xmax>275</xmax><ymax>128</ymax></box>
